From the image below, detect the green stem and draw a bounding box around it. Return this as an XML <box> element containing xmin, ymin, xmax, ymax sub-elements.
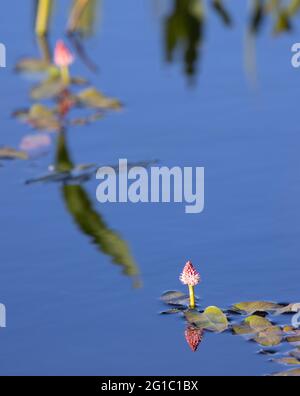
<box><xmin>35</xmin><ymin>0</ymin><xmax>52</xmax><ymax>36</ymax></box>
<box><xmin>60</xmin><ymin>65</ymin><xmax>70</xmax><ymax>86</ymax></box>
<box><xmin>189</xmin><ymin>285</ymin><xmax>195</xmax><ymax>309</ymax></box>
<box><xmin>37</xmin><ymin>35</ymin><xmax>51</xmax><ymax>63</ymax></box>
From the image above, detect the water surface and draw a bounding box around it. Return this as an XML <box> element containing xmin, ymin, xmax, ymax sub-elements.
<box><xmin>0</xmin><ymin>0</ymin><xmax>300</xmax><ymax>375</ymax></box>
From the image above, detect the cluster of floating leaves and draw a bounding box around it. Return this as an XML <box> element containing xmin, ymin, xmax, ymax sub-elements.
<box><xmin>0</xmin><ymin>34</ymin><xmax>122</xmax><ymax>171</ymax></box>
<box><xmin>13</xmin><ymin>61</ymin><xmax>121</xmax><ymax>131</ymax></box>
<box><xmin>160</xmin><ymin>291</ymin><xmax>300</xmax><ymax>376</ymax></box>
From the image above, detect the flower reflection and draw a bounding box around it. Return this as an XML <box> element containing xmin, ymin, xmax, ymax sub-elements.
<box><xmin>9</xmin><ymin>3</ymin><xmax>142</xmax><ymax>287</ymax></box>
<box><xmin>185</xmin><ymin>325</ymin><xmax>204</xmax><ymax>352</ymax></box>
<box><xmin>19</xmin><ymin>134</ymin><xmax>51</xmax><ymax>156</ymax></box>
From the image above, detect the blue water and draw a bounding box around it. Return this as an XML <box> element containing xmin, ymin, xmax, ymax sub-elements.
<box><xmin>0</xmin><ymin>0</ymin><xmax>300</xmax><ymax>375</ymax></box>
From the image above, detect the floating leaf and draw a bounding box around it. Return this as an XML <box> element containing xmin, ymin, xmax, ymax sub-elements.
<box><xmin>246</xmin><ymin>316</ymin><xmax>282</xmax><ymax>347</ymax></box>
<box><xmin>70</xmin><ymin>111</ymin><xmax>103</xmax><ymax>126</ymax></box>
<box><xmin>14</xmin><ymin>104</ymin><xmax>61</xmax><ymax>132</ymax></box>
<box><xmin>160</xmin><ymin>291</ymin><xmax>190</xmax><ymax>307</ymax></box>
<box><xmin>287</xmin><ymin>335</ymin><xmax>300</xmax><ymax>345</ymax></box>
<box><xmin>25</xmin><ymin>171</ymin><xmax>71</xmax><ymax>185</ymax></box>
<box><xmin>275</xmin><ymin>303</ymin><xmax>300</xmax><ymax>315</ymax></box>
<box><xmin>0</xmin><ymin>147</ymin><xmax>28</xmax><ymax>160</ymax></box>
<box><xmin>283</xmin><ymin>326</ymin><xmax>295</xmax><ymax>333</ymax></box>
<box><xmin>232</xmin><ymin>322</ymin><xmax>255</xmax><ymax>336</ymax></box>
<box><xmin>76</xmin><ymin>87</ymin><xmax>122</xmax><ymax>110</ymax></box>
<box><xmin>272</xmin><ymin>368</ymin><xmax>300</xmax><ymax>377</ymax></box>
<box><xmin>234</xmin><ymin>315</ymin><xmax>282</xmax><ymax>346</ymax></box>
<box><xmin>184</xmin><ymin>310</ymin><xmax>203</xmax><ymax>325</ymax></box>
<box><xmin>31</xmin><ymin>77</ymin><xmax>64</xmax><ymax>100</ymax></box>
<box><xmin>185</xmin><ymin>306</ymin><xmax>228</xmax><ymax>333</ymax></box>
<box><xmin>160</xmin><ymin>307</ymin><xmax>186</xmax><ymax>315</ymax></box>
<box><xmin>15</xmin><ymin>58</ymin><xmax>51</xmax><ymax>73</ymax></box>
<box><xmin>258</xmin><ymin>349</ymin><xmax>278</xmax><ymax>356</ymax></box>
<box><xmin>232</xmin><ymin>301</ymin><xmax>283</xmax><ymax>315</ymax></box>
<box><xmin>273</xmin><ymin>357</ymin><xmax>300</xmax><ymax>366</ymax></box>
<box><xmin>290</xmin><ymin>349</ymin><xmax>300</xmax><ymax>360</ymax></box>
<box><xmin>254</xmin><ymin>326</ymin><xmax>282</xmax><ymax>347</ymax></box>
<box><xmin>233</xmin><ymin>316</ymin><xmax>273</xmax><ymax>336</ymax></box>
<box><xmin>72</xmin><ymin>77</ymin><xmax>88</xmax><ymax>86</ymax></box>
<box><xmin>244</xmin><ymin>316</ymin><xmax>275</xmax><ymax>331</ymax></box>
<box><xmin>31</xmin><ymin>75</ymin><xmax>87</xmax><ymax>100</ymax></box>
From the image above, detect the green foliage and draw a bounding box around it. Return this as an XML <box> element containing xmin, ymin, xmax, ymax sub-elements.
<box><xmin>0</xmin><ymin>147</ymin><xmax>28</xmax><ymax>160</ymax></box>
<box><xmin>76</xmin><ymin>88</ymin><xmax>122</xmax><ymax>110</ymax></box>
<box><xmin>160</xmin><ymin>290</ymin><xmax>190</xmax><ymax>307</ymax></box>
<box><xmin>185</xmin><ymin>306</ymin><xmax>228</xmax><ymax>332</ymax></box>
<box><xmin>56</xmin><ymin>133</ymin><xmax>141</xmax><ymax>287</ymax></box>
<box><xmin>160</xmin><ymin>295</ymin><xmax>300</xmax><ymax>376</ymax></box>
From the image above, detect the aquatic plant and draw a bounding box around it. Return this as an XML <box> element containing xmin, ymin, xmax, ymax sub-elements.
<box><xmin>160</xmin><ymin>278</ymin><xmax>300</xmax><ymax>375</ymax></box>
<box><xmin>67</xmin><ymin>0</ymin><xmax>98</xmax><ymax>36</ymax></box>
<box><xmin>8</xmin><ymin>4</ymin><xmax>141</xmax><ymax>287</ymax></box>
<box><xmin>179</xmin><ymin>261</ymin><xmax>200</xmax><ymax>309</ymax></box>
<box><xmin>54</xmin><ymin>40</ymin><xmax>74</xmax><ymax>85</ymax></box>
<box><xmin>35</xmin><ymin>0</ymin><xmax>52</xmax><ymax>36</ymax></box>
<box><xmin>163</xmin><ymin>0</ymin><xmax>300</xmax><ymax>82</ymax></box>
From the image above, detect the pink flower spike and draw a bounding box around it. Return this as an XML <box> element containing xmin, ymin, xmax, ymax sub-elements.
<box><xmin>54</xmin><ymin>40</ymin><xmax>74</xmax><ymax>68</ymax></box>
<box><xmin>180</xmin><ymin>260</ymin><xmax>200</xmax><ymax>287</ymax></box>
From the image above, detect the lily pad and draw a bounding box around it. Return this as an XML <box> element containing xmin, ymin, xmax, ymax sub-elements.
<box><xmin>244</xmin><ymin>315</ymin><xmax>275</xmax><ymax>331</ymax></box>
<box><xmin>185</xmin><ymin>306</ymin><xmax>228</xmax><ymax>333</ymax></box>
<box><xmin>31</xmin><ymin>76</ymin><xmax>87</xmax><ymax>100</ymax></box>
<box><xmin>290</xmin><ymin>349</ymin><xmax>300</xmax><ymax>360</ymax></box>
<box><xmin>254</xmin><ymin>326</ymin><xmax>283</xmax><ymax>347</ymax></box>
<box><xmin>15</xmin><ymin>58</ymin><xmax>52</xmax><ymax>73</ymax></box>
<box><xmin>31</xmin><ymin>77</ymin><xmax>65</xmax><ymax>100</ymax></box>
<box><xmin>70</xmin><ymin>111</ymin><xmax>103</xmax><ymax>126</ymax></box>
<box><xmin>160</xmin><ymin>307</ymin><xmax>186</xmax><ymax>315</ymax></box>
<box><xmin>275</xmin><ymin>303</ymin><xmax>300</xmax><ymax>315</ymax></box>
<box><xmin>232</xmin><ymin>301</ymin><xmax>283</xmax><ymax>315</ymax></box>
<box><xmin>76</xmin><ymin>87</ymin><xmax>122</xmax><ymax>110</ymax></box>
<box><xmin>233</xmin><ymin>316</ymin><xmax>271</xmax><ymax>336</ymax></box>
<box><xmin>283</xmin><ymin>326</ymin><xmax>295</xmax><ymax>333</ymax></box>
<box><xmin>272</xmin><ymin>368</ymin><xmax>300</xmax><ymax>377</ymax></box>
<box><xmin>233</xmin><ymin>315</ymin><xmax>282</xmax><ymax>346</ymax></box>
<box><xmin>258</xmin><ymin>349</ymin><xmax>278</xmax><ymax>356</ymax></box>
<box><xmin>160</xmin><ymin>291</ymin><xmax>190</xmax><ymax>307</ymax></box>
<box><xmin>0</xmin><ymin>147</ymin><xmax>28</xmax><ymax>160</ymax></box>
<box><xmin>14</xmin><ymin>104</ymin><xmax>61</xmax><ymax>132</ymax></box>
<box><xmin>273</xmin><ymin>357</ymin><xmax>300</xmax><ymax>366</ymax></box>
<box><xmin>286</xmin><ymin>334</ymin><xmax>300</xmax><ymax>345</ymax></box>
